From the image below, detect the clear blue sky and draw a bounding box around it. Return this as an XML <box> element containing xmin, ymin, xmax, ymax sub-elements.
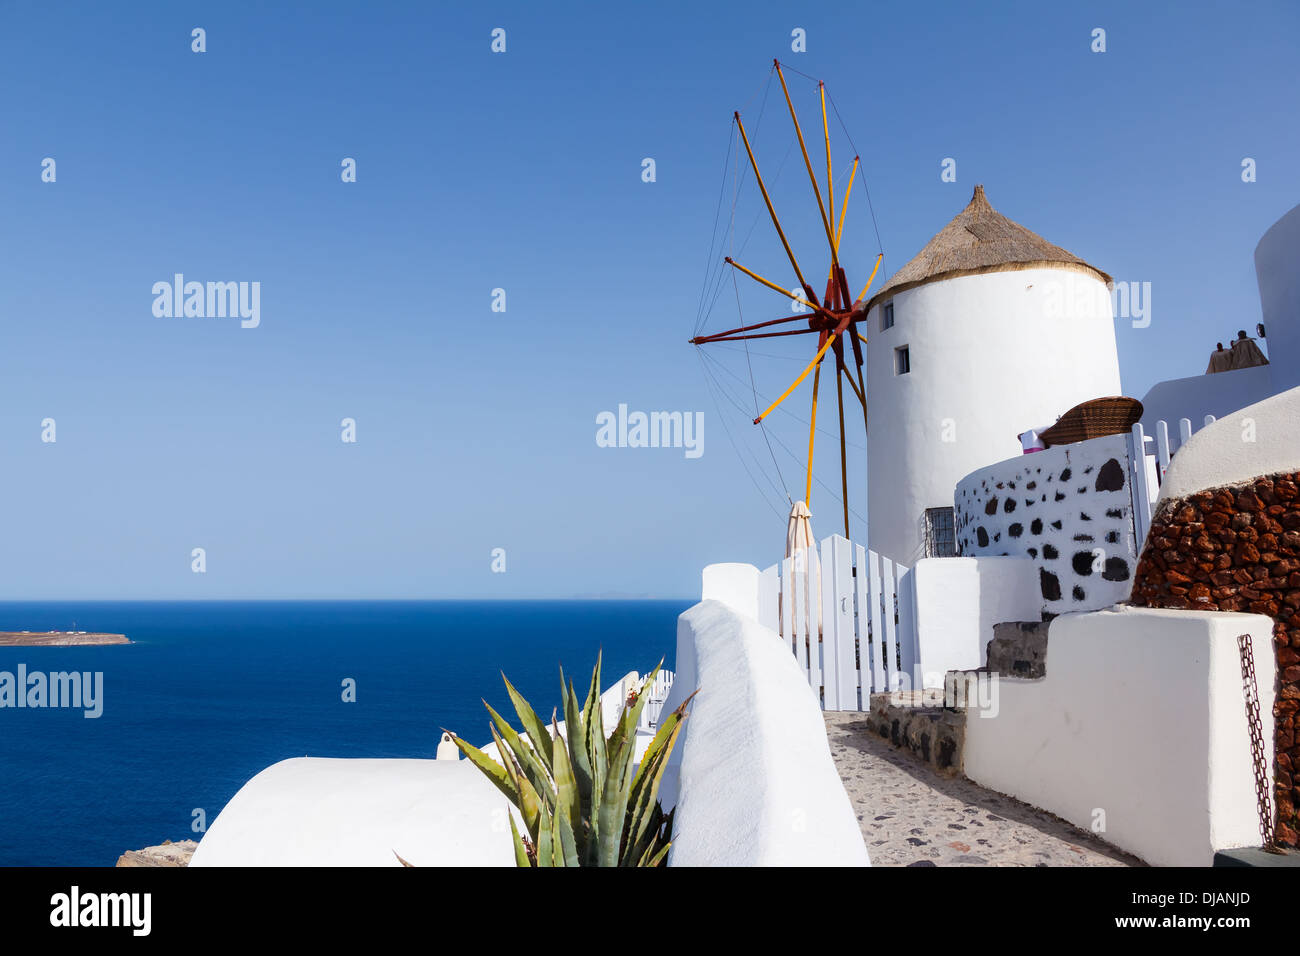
<box><xmin>0</xmin><ymin>1</ymin><xmax>1296</xmax><ymax>599</ymax></box>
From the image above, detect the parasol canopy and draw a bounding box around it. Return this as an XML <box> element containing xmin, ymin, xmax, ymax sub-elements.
<box><xmin>784</xmin><ymin>500</ymin><xmax>822</xmax><ymax>637</ymax></box>
<box><xmin>786</xmin><ymin>499</ymin><xmax>816</xmax><ymax>559</ymax></box>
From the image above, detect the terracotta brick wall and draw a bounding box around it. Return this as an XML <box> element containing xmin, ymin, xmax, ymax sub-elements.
<box><xmin>1128</xmin><ymin>473</ymin><xmax>1299</xmax><ymax>846</ymax></box>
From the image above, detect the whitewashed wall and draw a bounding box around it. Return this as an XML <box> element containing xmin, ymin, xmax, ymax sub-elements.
<box><xmin>190</xmin><ymin>758</ymin><xmax>514</xmax><ymax>867</ymax></box>
<box><xmin>700</xmin><ymin>562</ymin><xmax>761</xmax><ymax>620</ymax></box>
<box><xmin>660</xmin><ymin>600</ymin><xmax>870</xmax><ymax>866</ymax></box>
<box><xmin>1158</xmin><ymin>384</ymin><xmax>1300</xmax><ymax>502</ymax></box>
<box><xmin>907</xmin><ymin>556</ymin><xmax>1040</xmax><ymax>679</ymax></box>
<box><xmin>963</xmin><ymin>606</ymin><xmax>1275</xmax><ymax>867</ymax></box>
<box><xmin>1138</xmin><ymin>365</ymin><xmax>1275</xmax><ymax>442</ymax></box>
<box><xmin>954</xmin><ymin>433</ymin><xmax>1137</xmax><ymax>615</ymax></box>
<box><xmin>866</xmin><ymin>267</ymin><xmax>1122</xmax><ymax>566</ymax></box>
<box><xmin>1255</xmin><ymin>202</ymin><xmax>1300</xmax><ymax>393</ymax></box>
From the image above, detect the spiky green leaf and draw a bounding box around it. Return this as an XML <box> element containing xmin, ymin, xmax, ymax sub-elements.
<box><xmin>490</xmin><ymin>720</ymin><xmax>544</xmax><ymax>840</ymax></box>
<box><xmin>449</xmin><ymin>655</ymin><xmax>690</xmax><ymax>868</ymax></box>
<box><xmin>595</xmin><ymin>708</ymin><xmax>641</xmax><ymax>867</ymax></box>
<box><xmin>561</xmin><ymin>673</ymin><xmax>598</xmax><ymax>862</ymax></box>
<box><xmin>560</xmin><ymin>670</ymin><xmax>594</xmax><ymax>813</ymax></box>
<box><xmin>503</xmin><ymin>674</ymin><xmax>554</xmax><ymax>771</ymax></box>
<box><xmin>555</xmin><ymin>798</ymin><xmax>580</xmax><ymax>867</ymax></box>
<box><xmin>549</xmin><ymin>714</ymin><xmax>583</xmax><ymax>857</ymax></box>
<box><xmin>584</xmin><ymin>657</ymin><xmax>606</xmax><ymax>823</ymax></box>
<box><xmin>449</xmin><ymin>732</ymin><xmax>519</xmax><ymax>806</ymax></box>
<box><xmin>641</xmin><ymin>840</ymin><xmax>671</xmax><ymax>868</ymax></box>
<box><xmin>631</xmin><ymin>690</ymin><xmax>697</xmax><ymax>792</ymax></box>
<box><xmin>536</xmin><ymin>802</ymin><xmax>554</xmax><ymax>868</ymax></box>
<box><xmin>509</xmin><ymin>814</ymin><xmax>533</xmax><ymax>868</ymax></box>
<box><xmin>625</xmin><ymin>722</ymin><xmax>683</xmax><ymax>865</ymax></box>
<box><xmin>484</xmin><ymin>701</ymin><xmax>554</xmax><ymax>809</ymax></box>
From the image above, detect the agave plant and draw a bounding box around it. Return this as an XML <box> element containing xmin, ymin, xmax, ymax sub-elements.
<box><xmin>450</xmin><ymin>652</ymin><xmax>692</xmax><ymax>867</ymax></box>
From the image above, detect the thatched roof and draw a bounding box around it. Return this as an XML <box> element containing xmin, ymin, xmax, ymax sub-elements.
<box><xmin>863</xmin><ymin>185</ymin><xmax>1111</xmax><ymax>312</ymax></box>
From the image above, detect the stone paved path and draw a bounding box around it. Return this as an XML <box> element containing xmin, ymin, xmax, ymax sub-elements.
<box><xmin>825</xmin><ymin>713</ymin><xmax>1143</xmax><ymax>867</ymax></box>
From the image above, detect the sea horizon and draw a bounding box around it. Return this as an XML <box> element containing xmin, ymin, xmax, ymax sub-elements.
<box><xmin>0</xmin><ymin>599</ymin><xmax>684</xmax><ymax>866</ymax></box>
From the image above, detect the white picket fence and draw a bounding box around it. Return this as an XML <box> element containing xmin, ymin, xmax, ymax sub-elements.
<box><xmin>759</xmin><ymin>534</ymin><xmax>916</xmax><ymax>711</ymax></box>
<box><xmin>1129</xmin><ymin>415</ymin><xmax>1217</xmax><ymax>547</ymax></box>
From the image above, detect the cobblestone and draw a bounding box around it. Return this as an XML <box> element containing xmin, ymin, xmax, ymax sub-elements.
<box><xmin>825</xmin><ymin>712</ymin><xmax>1142</xmax><ymax>866</ymax></box>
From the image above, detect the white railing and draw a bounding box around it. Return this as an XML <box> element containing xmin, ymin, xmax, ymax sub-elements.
<box><xmin>759</xmin><ymin>534</ymin><xmax>916</xmax><ymax>711</ymax></box>
<box><xmin>1129</xmin><ymin>415</ymin><xmax>1217</xmax><ymax>548</ymax></box>
<box><xmin>637</xmin><ymin>669</ymin><xmax>675</xmax><ymax>732</ymax></box>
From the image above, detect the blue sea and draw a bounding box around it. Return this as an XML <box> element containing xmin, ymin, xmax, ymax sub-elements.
<box><xmin>0</xmin><ymin>601</ymin><xmax>683</xmax><ymax>867</ymax></box>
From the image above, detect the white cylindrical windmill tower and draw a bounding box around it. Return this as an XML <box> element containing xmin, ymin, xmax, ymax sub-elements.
<box><xmin>864</xmin><ymin>185</ymin><xmax>1122</xmax><ymax>565</ymax></box>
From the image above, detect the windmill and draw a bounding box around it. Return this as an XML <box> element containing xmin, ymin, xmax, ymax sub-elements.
<box><xmin>690</xmin><ymin>60</ymin><xmax>883</xmax><ymax>540</ymax></box>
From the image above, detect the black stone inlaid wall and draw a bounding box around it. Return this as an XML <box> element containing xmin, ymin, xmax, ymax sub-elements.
<box><xmin>954</xmin><ymin>433</ymin><xmax>1138</xmax><ymax>616</ymax></box>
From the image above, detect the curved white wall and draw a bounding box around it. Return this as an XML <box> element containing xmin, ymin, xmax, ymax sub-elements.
<box><xmin>190</xmin><ymin>758</ymin><xmax>514</xmax><ymax>866</ymax></box>
<box><xmin>1158</xmin><ymin>384</ymin><xmax>1300</xmax><ymax>503</ymax></box>
<box><xmin>1138</xmin><ymin>365</ymin><xmax>1275</xmax><ymax>441</ymax></box>
<box><xmin>1255</xmin><ymin>203</ymin><xmax>1300</xmax><ymax>392</ymax></box>
<box><xmin>954</xmin><ymin>433</ymin><xmax>1138</xmax><ymax>615</ymax></box>
<box><xmin>867</xmin><ymin>268</ymin><xmax>1122</xmax><ymax>565</ymax></box>
<box><xmin>660</xmin><ymin>600</ymin><xmax>870</xmax><ymax>866</ymax></box>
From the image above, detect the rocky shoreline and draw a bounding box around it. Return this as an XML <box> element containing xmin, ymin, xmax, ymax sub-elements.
<box><xmin>116</xmin><ymin>840</ymin><xmax>196</xmax><ymax>867</ymax></box>
<box><xmin>0</xmin><ymin>632</ymin><xmax>128</xmax><ymax>646</ymax></box>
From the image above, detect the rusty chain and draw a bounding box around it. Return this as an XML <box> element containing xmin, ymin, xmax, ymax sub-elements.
<box><xmin>1236</xmin><ymin>633</ymin><xmax>1279</xmax><ymax>852</ymax></box>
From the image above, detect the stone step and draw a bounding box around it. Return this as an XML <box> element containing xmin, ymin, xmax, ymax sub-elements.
<box><xmin>1213</xmin><ymin>846</ymin><xmax>1299</xmax><ymax>867</ymax></box>
<box><xmin>862</xmin><ymin>690</ymin><xmax>965</xmax><ymax>775</ymax></box>
<box><xmin>984</xmin><ymin>620</ymin><xmax>1050</xmax><ymax>678</ymax></box>
<box><xmin>856</xmin><ymin>618</ymin><xmax>1050</xmax><ymax>778</ymax></box>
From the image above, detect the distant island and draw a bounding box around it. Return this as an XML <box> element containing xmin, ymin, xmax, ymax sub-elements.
<box><xmin>0</xmin><ymin>631</ymin><xmax>128</xmax><ymax>646</ymax></box>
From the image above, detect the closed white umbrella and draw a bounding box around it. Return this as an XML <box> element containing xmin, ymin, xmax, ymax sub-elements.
<box><xmin>785</xmin><ymin>500</ymin><xmax>815</xmax><ymax>558</ymax></box>
<box><xmin>783</xmin><ymin>501</ymin><xmax>822</xmax><ymax>638</ymax></box>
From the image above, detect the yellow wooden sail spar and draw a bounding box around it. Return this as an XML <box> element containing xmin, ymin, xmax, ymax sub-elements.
<box><xmin>689</xmin><ymin>61</ymin><xmax>884</xmax><ymax>537</ymax></box>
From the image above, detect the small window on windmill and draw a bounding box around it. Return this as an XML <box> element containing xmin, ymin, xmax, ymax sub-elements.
<box><xmin>882</xmin><ymin>301</ymin><xmax>895</xmax><ymax>331</ymax></box>
<box><xmin>923</xmin><ymin>507</ymin><xmax>957</xmax><ymax>557</ymax></box>
<box><xmin>895</xmin><ymin>345</ymin><xmax>910</xmax><ymax>375</ymax></box>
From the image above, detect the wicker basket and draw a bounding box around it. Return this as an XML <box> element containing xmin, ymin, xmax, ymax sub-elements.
<box><xmin>1038</xmin><ymin>396</ymin><xmax>1144</xmax><ymax>447</ymax></box>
